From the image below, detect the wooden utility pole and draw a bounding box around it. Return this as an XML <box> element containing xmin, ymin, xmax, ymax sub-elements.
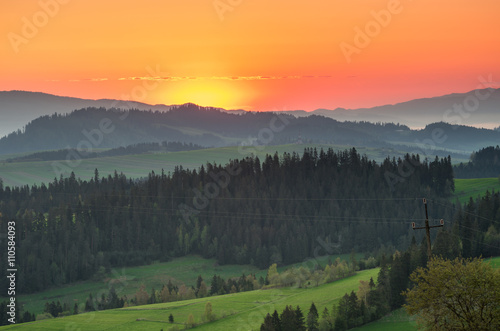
<box><xmin>412</xmin><ymin>198</ymin><xmax>444</xmax><ymax>260</ymax></box>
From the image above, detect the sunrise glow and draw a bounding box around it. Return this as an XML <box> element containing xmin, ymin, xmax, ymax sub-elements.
<box><xmin>1</xmin><ymin>0</ymin><xmax>499</xmax><ymax>110</ymax></box>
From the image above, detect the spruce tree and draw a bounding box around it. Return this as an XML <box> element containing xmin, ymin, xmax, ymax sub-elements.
<box><xmin>307</xmin><ymin>302</ymin><xmax>319</xmax><ymax>331</ymax></box>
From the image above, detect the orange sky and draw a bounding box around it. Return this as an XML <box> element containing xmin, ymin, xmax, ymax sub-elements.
<box><xmin>1</xmin><ymin>0</ymin><xmax>499</xmax><ymax>111</ymax></box>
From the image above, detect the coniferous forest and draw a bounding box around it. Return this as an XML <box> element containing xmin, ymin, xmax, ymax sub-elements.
<box><xmin>454</xmin><ymin>145</ymin><xmax>500</xmax><ymax>178</ymax></box>
<box><xmin>3</xmin><ymin>147</ymin><xmax>498</xmax><ymax>297</ymax></box>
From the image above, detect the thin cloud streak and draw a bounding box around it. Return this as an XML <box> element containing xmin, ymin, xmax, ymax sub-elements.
<box><xmin>52</xmin><ymin>75</ymin><xmax>334</xmax><ymax>83</ymax></box>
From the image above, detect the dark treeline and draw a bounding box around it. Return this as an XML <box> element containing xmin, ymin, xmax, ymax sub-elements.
<box><xmin>0</xmin><ymin>148</ymin><xmax>455</xmax><ymax>295</ymax></box>
<box><xmin>5</xmin><ymin>141</ymin><xmax>205</xmax><ymax>163</ymax></box>
<box><xmin>0</xmin><ymin>301</ymin><xmax>35</xmax><ymax>325</ymax></box>
<box><xmin>454</xmin><ymin>145</ymin><xmax>500</xmax><ymax>178</ymax></box>
<box><xmin>450</xmin><ymin>192</ymin><xmax>500</xmax><ymax>258</ymax></box>
<box><xmin>261</xmin><ymin>305</ymin><xmax>308</xmax><ymax>331</ymax></box>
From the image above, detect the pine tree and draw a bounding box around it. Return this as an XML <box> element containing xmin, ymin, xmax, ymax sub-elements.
<box><xmin>260</xmin><ymin>313</ymin><xmax>275</xmax><ymax>331</ymax></box>
<box><xmin>280</xmin><ymin>305</ymin><xmax>296</xmax><ymax>330</ymax></box>
<box><xmin>295</xmin><ymin>306</ymin><xmax>306</xmax><ymax>331</ymax></box>
<box><xmin>84</xmin><ymin>294</ymin><xmax>95</xmax><ymax>312</ymax></box>
<box><xmin>318</xmin><ymin>307</ymin><xmax>331</xmax><ymax>331</ymax></box>
<box><xmin>271</xmin><ymin>310</ymin><xmax>281</xmax><ymax>331</ymax></box>
<box><xmin>307</xmin><ymin>302</ymin><xmax>319</xmax><ymax>331</ymax></box>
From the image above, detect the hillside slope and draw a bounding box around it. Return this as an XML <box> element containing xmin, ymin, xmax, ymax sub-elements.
<box><xmin>0</xmin><ymin>268</ymin><xmax>380</xmax><ymax>331</ymax></box>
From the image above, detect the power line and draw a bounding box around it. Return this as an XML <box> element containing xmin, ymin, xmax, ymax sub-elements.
<box><xmin>411</xmin><ymin>198</ymin><xmax>444</xmax><ymax>260</ymax></box>
<box><xmin>430</xmin><ymin>198</ymin><xmax>500</xmax><ymax>227</ymax></box>
<box><xmin>17</xmin><ymin>191</ymin><xmax>424</xmax><ymax>202</ymax></box>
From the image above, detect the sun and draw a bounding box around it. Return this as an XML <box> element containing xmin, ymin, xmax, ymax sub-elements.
<box><xmin>161</xmin><ymin>80</ymin><xmax>250</xmax><ymax>110</ymax></box>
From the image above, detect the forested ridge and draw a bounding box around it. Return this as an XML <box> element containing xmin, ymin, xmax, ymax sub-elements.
<box><xmin>454</xmin><ymin>145</ymin><xmax>500</xmax><ymax>178</ymax></box>
<box><xmin>2</xmin><ymin>104</ymin><xmax>500</xmax><ymax>156</ymax></box>
<box><xmin>0</xmin><ymin>148</ymin><xmax>458</xmax><ymax>295</ymax></box>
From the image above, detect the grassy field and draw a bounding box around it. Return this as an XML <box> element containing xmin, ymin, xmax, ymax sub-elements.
<box><xmin>5</xmin><ymin>257</ymin><xmax>498</xmax><ymax>330</ymax></box>
<box><xmin>485</xmin><ymin>255</ymin><xmax>500</xmax><ymax>268</ymax></box>
<box><xmin>352</xmin><ymin>308</ymin><xmax>417</xmax><ymax>331</ymax></box>
<box><xmin>7</xmin><ymin>255</ymin><xmax>263</xmax><ymax>316</ymax></box>
<box><xmin>0</xmin><ymin>143</ymin><xmax>430</xmax><ymax>187</ymax></box>
<box><xmin>2</xmin><ymin>253</ymin><xmax>357</xmax><ymax>317</ymax></box>
<box><xmin>453</xmin><ymin>177</ymin><xmax>500</xmax><ymax>204</ymax></box>
<box><xmin>0</xmin><ymin>268</ymin><xmax>379</xmax><ymax>330</ymax></box>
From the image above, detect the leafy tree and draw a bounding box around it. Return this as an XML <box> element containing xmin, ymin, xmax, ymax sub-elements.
<box><xmin>186</xmin><ymin>313</ymin><xmax>195</xmax><ymax>328</ymax></box>
<box><xmin>197</xmin><ymin>281</ymin><xmax>208</xmax><ymax>298</ymax></box>
<box><xmin>357</xmin><ymin>280</ymin><xmax>370</xmax><ymax>305</ymax></box>
<box><xmin>203</xmin><ymin>301</ymin><xmax>215</xmax><ymax>322</ymax></box>
<box><xmin>267</xmin><ymin>263</ymin><xmax>280</xmax><ymax>286</ymax></box>
<box><xmin>404</xmin><ymin>257</ymin><xmax>500</xmax><ymax>331</ymax></box>
<box><xmin>160</xmin><ymin>285</ymin><xmax>171</xmax><ymax>303</ymax></box>
<box><xmin>135</xmin><ymin>285</ymin><xmax>149</xmax><ymax>306</ymax></box>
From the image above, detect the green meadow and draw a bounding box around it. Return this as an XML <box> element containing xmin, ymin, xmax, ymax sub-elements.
<box><xmin>11</xmin><ymin>255</ymin><xmax>263</xmax><ymax>316</ymax></box>
<box><xmin>4</xmin><ymin>257</ymin><xmax>499</xmax><ymax>330</ymax></box>
<box><xmin>352</xmin><ymin>308</ymin><xmax>417</xmax><ymax>331</ymax></box>
<box><xmin>4</xmin><ymin>253</ymin><xmax>356</xmax><ymax>317</ymax></box>
<box><xmin>453</xmin><ymin>177</ymin><xmax>500</xmax><ymax>204</ymax></box>
<box><xmin>0</xmin><ymin>268</ymin><xmax>379</xmax><ymax>331</ymax></box>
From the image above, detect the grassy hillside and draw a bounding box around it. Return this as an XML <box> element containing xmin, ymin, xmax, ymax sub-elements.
<box><xmin>3</xmin><ymin>253</ymin><xmax>356</xmax><ymax>316</ymax></box>
<box><xmin>453</xmin><ymin>177</ymin><xmax>500</xmax><ymax>204</ymax></box>
<box><xmin>10</xmin><ymin>256</ymin><xmax>263</xmax><ymax>316</ymax></box>
<box><xmin>0</xmin><ymin>143</ymin><xmax>418</xmax><ymax>187</ymax></box>
<box><xmin>352</xmin><ymin>308</ymin><xmax>417</xmax><ymax>331</ymax></box>
<box><xmin>0</xmin><ymin>268</ymin><xmax>379</xmax><ymax>330</ymax></box>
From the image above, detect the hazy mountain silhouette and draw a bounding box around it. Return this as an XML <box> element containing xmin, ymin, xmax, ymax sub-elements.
<box><xmin>1</xmin><ymin>89</ymin><xmax>499</xmax><ymax>139</ymax></box>
<box><xmin>278</xmin><ymin>88</ymin><xmax>500</xmax><ymax>129</ymax></box>
<box><xmin>0</xmin><ymin>90</ymin><xmax>173</xmax><ymax>138</ymax></box>
<box><xmin>1</xmin><ymin>103</ymin><xmax>499</xmax><ymax>156</ymax></box>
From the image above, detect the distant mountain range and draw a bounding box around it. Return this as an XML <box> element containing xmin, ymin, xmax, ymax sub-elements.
<box><xmin>1</xmin><ymin>102</ymin><xmax>500</xmax><ymax>157</ymax></box>
<box><xmin>1</xmin><ymin>88</ymin><xmax>499</xmax><ymax>139</ymax></box>
<box><xmin>0</xmin><ymin>91</ymin><xmax>174</xmax><ymax>139</ymax></box>
<box><xmin>0</xmin><ymin>89</ymin><xmax>499</xmax><ymax>157</ymax></box>
<box><xmin>281</xmin><ymin>88</ymin><xmax>500</xmax><ymax>129</ymax></box>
